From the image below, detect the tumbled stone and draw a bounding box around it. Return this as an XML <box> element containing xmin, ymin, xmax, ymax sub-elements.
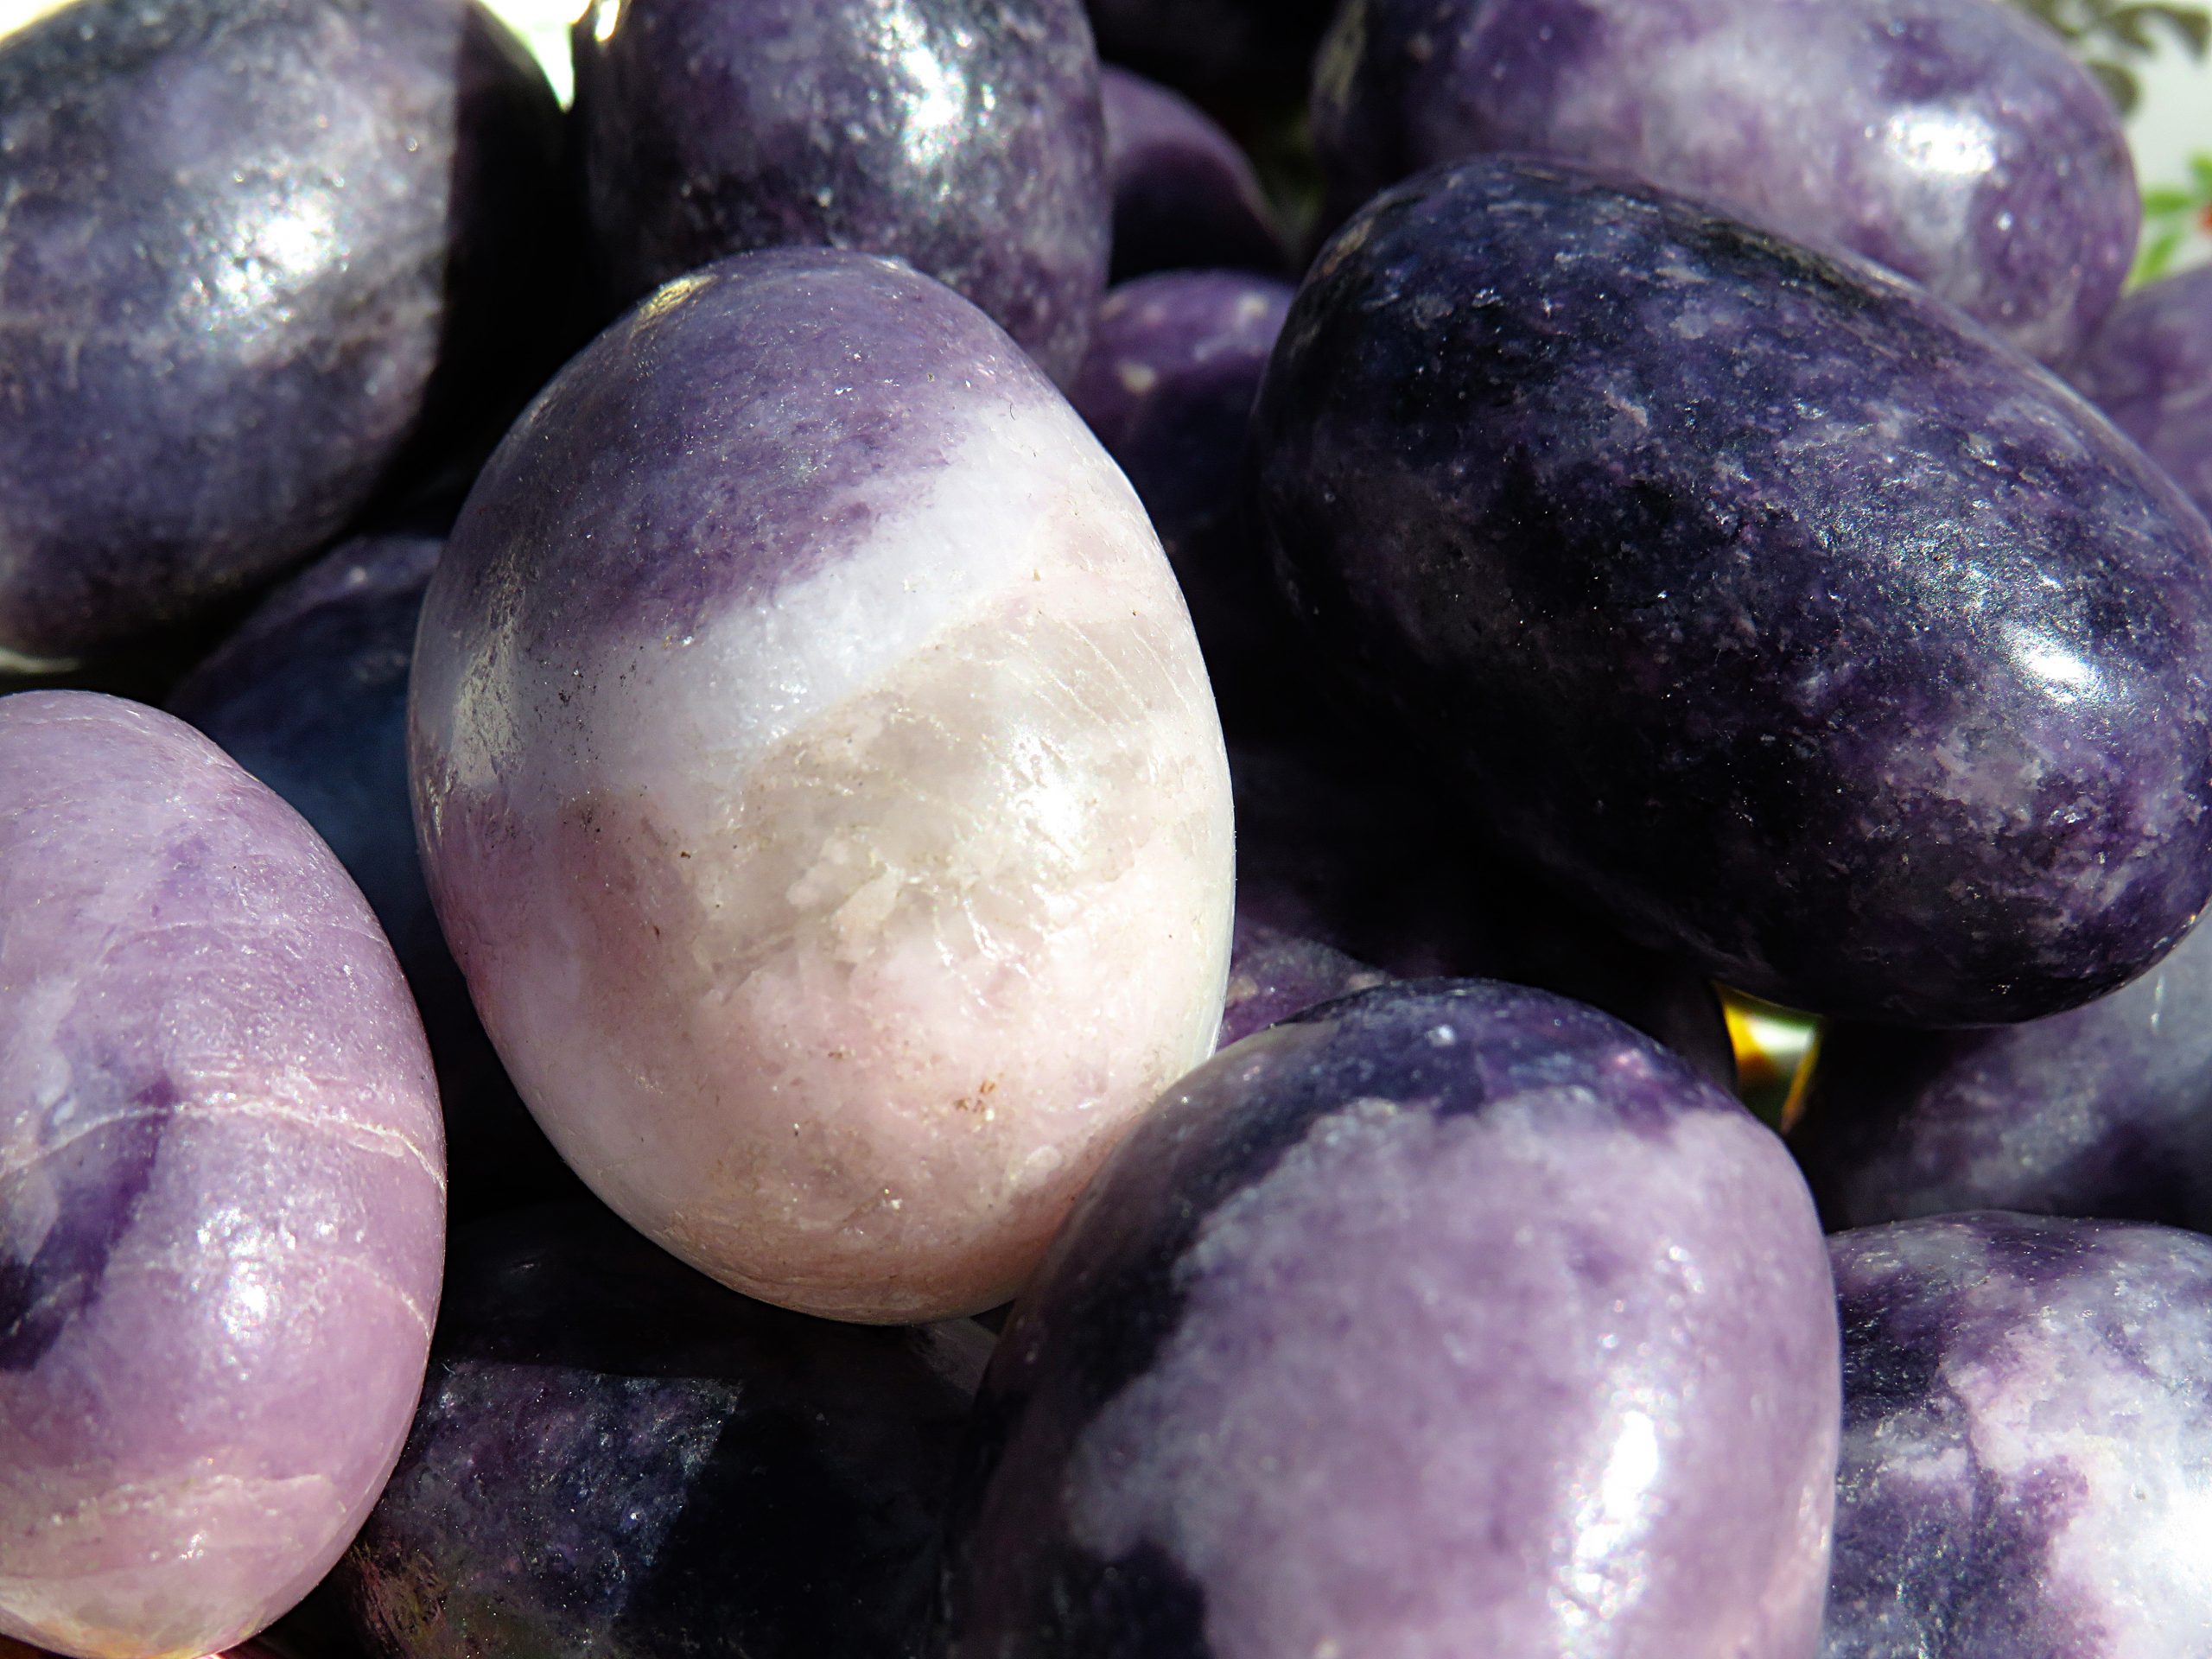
<box><xmin>571</xmin><ymin>0</ymin><xmax>1108</xmax><ymax>384</ymax></box>
<box><xmin>939</xmin><ymin>981</ymin><xmax>1839</xmax><ymax>1658</ymax></box>
<box><xmin>0</xmin><ymin>692</ymin><xmax>442</xmax><ymax>1659</ymax></box>
<box><xmin>340</xmin><ymin>1203</ymin><xmax>986</xmax><ymax>1659</ymax></box>
<box><xmin>2069</xmin><ymin>264</ymin><xmax>2212</xmax><ymax>523</ymax></box>
<box><xmin>1216</xmin><ymin>916</ymin><xmax>1387</xmax><ymax>1048</ymax></box>
<box><xmin>0</xmin><ymin>0</ymin><xmax>568</xmax><ymax>669</ymax></box>
<box><xmin>410</xmin><ymin>250</ymin><xmax>1234</xmax><ymax>1323</ymax></box>
<box><xmin>1251</xmin><ymin>158</ymin><xmax>2212</xmax><ymax>1026</ymax></box>
<box><xmin>1102</xmin><ymin>67</ymin><xmax>1287</xmax><ymax>282</ymax></box>
<box><xmin>1313</xmin><ymin>0</ymin><xmax>2137</xmax><ymax>364</ymax></box>
<box><xmin>1827</xmin><ymin>1213</ymin><xmax>2212</xmax><ymax>1657</ymax></box>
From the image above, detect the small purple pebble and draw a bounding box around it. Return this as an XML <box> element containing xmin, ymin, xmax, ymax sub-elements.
<box><xmin>1216</xmin><ymin>916</ymin><xmax>1389</xmax><ymax>1048</ymax></box>
<box><xmin>2069</xmin><ymin>264</ymin><xmax>2212</xmax><ymax>524</ymax></box>
<box><xmin>1102</xmin><ymin>67</ymin><xmax>1287</xmax><ymax>282</ymax></box>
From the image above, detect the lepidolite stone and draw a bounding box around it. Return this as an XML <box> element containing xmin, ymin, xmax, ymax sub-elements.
<box><xmin>0</xmin><ymin>0</ymin><xmax>568</xmax><ymax>669</ymax></box>
<box><xmin>938</xmin><ymin>982</ymin><xmax>1840</xmax><ymax>1657</ymax></box>
<box><xmin>2069</xmin><ymin>265</ymin><xmax>2212</xmax><ymax>523</ymax></box>
<box><xmin>1216</xmin><ymin>917</ymin><xmax>1387</xmax><ymax>1048</ymax></box>
<box><xmin>571</xmin><ymin>0</ymin><xmax>1107</xmax><ymax>384</ymax></box>
<box><xmin>411</xmin><ymin>250</ymin><xmax>1234</xmax><ymax>1323</ymax></box>
<box><xmin>1251</xmin><ymin>158</ymin><xmax>2212</xmax><ymax>1027</ymax></box>
<box><xmin>1102</xmin><ymin>68</ymin><xmax>1287</xmax><ymax>282</ymax></box>
<box><xmin>1313</xmin><ymin>0</ymin><xmax>2137</xmax><ymax>364</ymax></box>
<box><xmin>0</xmin><ymin>692</ymin><xmax>443</xmax><ymax>1659</ymax></box>
<box><xmin>1827</xmin><ymin>1214</ymin><xmax>2212</xmax><ymax>1656</ymax></box>
<box><xmin>340</xmin><ymin>1204</ymin><xmax>986</xmax><ymax>1659</ymax></box>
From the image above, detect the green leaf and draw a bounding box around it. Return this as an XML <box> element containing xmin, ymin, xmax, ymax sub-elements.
<box><xmin>2088</xmin><ymin>59</ymin><xmax>2142</xmax><ymax>111</ymax></box>
<box><xmin>2106</xmin><ymin>5</ymin><xmax>2159</xmax><ymax>48</ymax></box>
<box><xmin>2144</xmin><ymin>186</ymin><xmax>2198</xmax><ymax>214</ymax></box>
<box><xmin>2139</xmin><ymin>3</ymin><xmax>2212</xmax><ymax>54</ymax></box>
<box><xmin>2191</xmin><ymin>152</ymin><xmax>2212</xmax><ymax>195</ymax></box>
<box><xmin>2131</xmin><ymin>225</ymin><xmax>2190</xmax><ymax>288</ymax></box>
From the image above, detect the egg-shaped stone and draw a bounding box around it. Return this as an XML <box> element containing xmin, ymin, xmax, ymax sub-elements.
<box><xmin>2068</xmin><ymin>264</ymin><xmax>2212</xmax><ymax>523</ymax></box>
<box><xmin>1102</xmin><ymin>68</ymin><xmax>1287</xmax><ymax>283</ymax></box>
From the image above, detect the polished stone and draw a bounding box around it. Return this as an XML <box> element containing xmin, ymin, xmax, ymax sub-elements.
<box><xmin>2068</xmin><ymin>264</ymin><xmax>2212</xmax><ymax>524</ymax></box>
<box><xmin>1102</xmin><ymin>67</ymin><xmax>1287</xmax><ymax>282</ymax></box>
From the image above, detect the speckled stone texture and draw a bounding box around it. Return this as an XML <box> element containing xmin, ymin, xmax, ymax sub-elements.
<box><xmin>1217</xmin><ymin>917</ymin><xmax>1387</xmax><ymax>1048</ymax></box>
<box><xmin>339</xmin><ymin>1203</ymin><xmax>987</xmax><ymax>1659</ymax></box>
<box><xmin>571</xmin><ymin>0</ymin><xmax>1107</xmax><ymax>384</ymax></box>
<box><xmin>1793</xmin><ymin>914</ymin><xmax>2212</xmax><ymax>1230</ymax></box>
<box><xmin>1252</xmin><ymin>158</ymin><xmax>2212</xmax><ymax>1027</ymax></box>
<box><xmin>1085</xmin><ymin>0</ymin><xmax>1337</xmax><ymax>107</ymax></box>
<box><xmin>1827</xmin><ymin>1213</ymin><xmax>2212</xmax><ymax>1656</ymax></box>
<box><xmin>938</xmin><ymin>981</ymin><xmax>1839</xmax><ymax>1658</ymax></box>
<box><xmin>168</xmin><ymin>533</ymin><xmax>582</xmax><ymax>1222</ymax></box>
<box><xmin>1313</xmin><ymin>0</ymin><xmax>2137</xmax><ymax>365</ymax></box>
<box><xmin>1102</xmin><ymin>68</ymin><xmax>1287</xmax><ymax>283</ymax></box>
<box><xmin>0</xmin><ymin>0</ymin><xmax>568</xmax><ymax>670</ymax></box>
<box><xmin>0</xmin><ymin>692</ymin><xmax>443</xmax><ymax>1659</ymax></box>
<box><xmin>2069</xmin><ymin>265</ymin><xmax>2212</xmax><ymax>524</ymax></box>
<box><xmin>411</xmin><ymin>250</ymin><xmax>1233</xmax><ymax>1324</ymax></box>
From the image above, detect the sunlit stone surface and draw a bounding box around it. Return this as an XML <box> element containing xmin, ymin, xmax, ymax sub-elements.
<box><xmin>1827</xmin><ymin>1214</ymin><xmax>2212</xmax><ymax>1657</ymax></box>
<box><xmin>411</xmin><ymin>250</ymin><xmax>1234</xmax><ymax>1323</ymax></box>
<box><xmin>940</xmin><ymin>982</ymin><xmax>1840</xmax><ymax>1658</ymax></box>
<box><xmin>0</xmin><ymin>0</ymin><xmax>567</xmax><ymax>666</ymax></box>
<box><xmin>2069</xmin><ymin>265</ymin><xmax>2212</xmax><ymax>524</ymax></box>
<box><xmin>1251</xmin><ymin>158</ymin><xmax>2212</xmax><ymax>1026</ymax></box>
<box><xmin>1102</xmin><ymin>67</ymin><xmax>1286</xmax><ymax>282</ymax></box>
<box><xmin>0</xmin><ymin>692</ymin><xmax>442</xmax><ymax>1659</ymax></box>
<box><xmin>1313</xmin><ymin>0</ymin><xmax>2137</xmax><ymax>364</ymax></box>
<box><xmin>571</xmin><ymin>0</ymin><xmax>1108</xmax><ymax>383</ymax></box>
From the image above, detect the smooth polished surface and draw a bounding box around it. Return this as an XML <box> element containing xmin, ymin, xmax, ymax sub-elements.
<box><xmin>571</xmin><ymin>0</ymin><xmax>1107</xmax><ymax>383</ymax></box>
<box><xmin>1251</xmin><ymin>159</ymin><xmax>2212</xmax><ymax>1026</ymax></box>
<box><xmin>0</xmin><ymin>693</ymin><xmax>442</xmax><ymax>1659</ymax></box>
<box><xmin>340</xmin><ymin>1204</ymin><xmax>986</xmax><ymax>1659</ymax></box>
<box><xmin>0</xmin><ymin>0</ymin><xmax>566</xmax><ymax>666</ymax></box>
<box><xmin>939</xmin><ymin>982</ymin><xmax>1840</xmax><ymax>1658</ymax></box>
<box><xmin>2069</xmin><ymin>264</ymin><xmax>2212</xmax><ymax>524</ymax></box>
<box><xmin>411</xmin><ymin>251</ymin><xmax>1234</xmax><ymax>1323</ymax></box>
<box><xmin>1827</xmin><ymin>1214</ymin><xmax>2212</xmax><ymax>1657</ymax></box>
<box><xmin>1313</xmin><ymin>0</ymin><xmax>2137</xmax><ymax>364</ymax></box>
<box><xmin>1102</xmin><ymin>67</ymin><xmax>1286</xmax><ymax>282</ymax></box>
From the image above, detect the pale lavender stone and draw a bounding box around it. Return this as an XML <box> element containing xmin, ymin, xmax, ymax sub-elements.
<box><xmin>1827</xmin><ymin>1213</ymin><xmax>2212</xmax><ymax>1656</ymax></box>
<box><xmin>2069</xmin><ymin>264</ymin><xmax>2212</xmax><ymax>524</ymax></box>
<box><xmin>410</xmin><ymin>250</ymin><xmax>1233</xmax><ymax>1323</ymax></box>
<box><xmin>570</xmin><ymin>0</ymin><xmax>1108</xmax><ymax>384</ymax></box>
<box><xmin>1102</xmin><ymin>67</ymin><xmax>1287</xmax><ymax>283</ymax></box>
<box><xmin>1313</xmin><ymin>0</ymin><xmax>2139</xmax><ymax>364</ymax></box>
<box><xmin>939</xmin><ymin>981</ymin><xmax>1840</xmax><ymax>1657</ymax></box>
<box><xmin>0</xmin><ymin>692</ymin><xmax>443</xmax><ymax>1659</ymax></box>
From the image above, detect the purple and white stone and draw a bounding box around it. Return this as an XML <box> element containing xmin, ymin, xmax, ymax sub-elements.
<box><xmin>1312</xmin><ymin>0</ymin><xmax>2138</xmax><ymax>364</ymax></box>
<box><xmin>570</xmin><ymin>0</ymin><xmax>1108</xmax><ymax>384</ymax></box>
<box><xmin>0</xmin><ymin>0</ymin><xmax>568</xmax><ymax>670</ymax></box>
<box><xmin>410</xmin><ymin>251</ymin><xmax>1234</xmax><ymax>1325</ymax></box>
<box><xmin>1250</xmin><ymin>158</ymin><xmax>2212</xmax><ymax>1027</ymax></box>
<box><xmin>939</xmin><ymin>981</ymin><xmax>1840</xmax><ymax>1657</ymax></box>
<box><xmin>2069</xmin><ymin>265</ymin><xmax>2212</xmax><ymax>524</ymax></box>
<box><xmin>0</xmin><ymin>692</ymin><xmax>443</xmax><ymax>1659</ymax></box>
<box><xmin>1102</xmin><ymin>68</ymin><xmax>1287</xmax><ymax>283</ymax></box>
<box><xmin>1827</xmin><ymin>1213</ymin><xmax>2212</xmax><ymax>1657</ymax></box>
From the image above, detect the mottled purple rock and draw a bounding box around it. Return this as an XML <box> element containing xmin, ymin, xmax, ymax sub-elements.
<box><xmin>938</xmin><ymin>981</ymin><xmax>1840</xmax><ymax>1657</ymax></box>
<box><xmin>1102</xmin><ymin>67</ymin><xmax>1287</xmax><ymax>283</ymax></box>
<box><xmin>0</xmin><ymin>692</ymin><xmax>443</xmax><ymax>1659</ymax></box>
<box><xmin>570</xmin><ymin>0</ymin><xmax>1107</xmax><ymax>384</ymax></box>
<box><xmin>1216</xmin><ymin>917</ymin><xmax>1388</xmax><ymax>1048</ymax></box>
<box><xmin>339</xmin><ymin>1203</ymin><xmax>987</xmax><ymax>1659</ymax></box>
<box><xmin>1313</xmin><ymin>0</ymin><xmax>2137</xmax><ymax>364</ymax></box>
<box><xmin>167</xmin><ymin>532</ymin><xmax>583</xmax><ymax>1222</ymax></box>
<box><xmin>411</xmin><ymin>250</ymin><xmax>1233</xmax><ymax>1324</ymax></box>
<box><xmin>1251</xmin><ymin>158</ymin><xmax>2212</xmax><ymax>1027</ymax></box>
<box><xmin>1085</xmin><ymin>0</ymin><xmax>1336</xmax><ymax>108</ymax></box>
<box><xmin>0</xmin><ymin>0</ymin><xmax>569</xmax><ymax>670</ymax></box>
<box><xmin>1827</xmin><ymin>1213</ymin><xmax>2212</xmax><ymax>1656</ymax></box>
<box><xmin>2069</xmin><ymin>264</ymin><xmax>2212</xmax><ymax>524</ymax></box>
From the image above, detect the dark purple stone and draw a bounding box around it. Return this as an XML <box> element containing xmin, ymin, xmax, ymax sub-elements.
<box><xmin>1827</xmin><ymin>1213</ymin><xmax>2212</xmax><ymax>1656</ymax></box>
<box><xmin>1250</xmin><ymin>157</ymin><xmax>2212</xmax><ymax>1027</ymax></box>
<box><xmin>338</xmin><ymin>1203</ymin><xmax>988</xmax><ymax>1659</ymax></box>
<box><xmin>1085</xmin><ymin>0</ymin><xmax>1336</xmax><ymax>108</ymax></box>
<box><xmin>570</xmin><ymin>0</ymin><xmax>1108</xmax><ymax>384</ymax></box>
<box><xmin>1217</xmin><ymin>916</ymin><xmax>1388</xmax><ymax>1048</ymax></box>
<box><xmin>1313</xmin><ymin>0</ymin><xmax>2138</xmax><ymax>364</ymax></box>
<box><xmin>938</xmin><ymin>981</ymin><xmax>1839</xmax><ymax>1657</ymax></box>
<box><xmin>1102</xmin><ymin>67</ymin><xmax>1287</xmax><ymax>283</ymax></box>
<box><xmin>2068</xmin><ymin>264</ymin><xmax>2212</xmax><ymax>524</ymax></box>
<box><xmin>0</xmin><ymin>0</ymin><xmax>569</xmax><ymax>670</ymax></box>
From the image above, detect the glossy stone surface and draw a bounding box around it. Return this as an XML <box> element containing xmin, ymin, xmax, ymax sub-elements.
<box><xmin>0</xmin><ymin>0</ymin><xmax>567</xmax><ymax>669</ymax></box>
<box><xmin>571</xmin><ymin>0</ymin><xmax>1107</xmax><ymax>385</ymax></box>
<box><xmin>1102</xmin><ymin>67</ymin><xmax>1287</xmax><ymax>283</ymax></box>
<box><xmin>411</xmin><ymin>250</ymin><xmax>1234</xmax><ymax>1323</ymax></box>
<box><xmin>168</xmin><ymin>533</ymin><xmax>582</xmax><ymax>1222</ymax></box>
<box><xmin>1827</xmin><ymin>1213</ymin><xmax>2212</xmax><ymax>1656</ymax></box>
<box><xmin>1085</xmin><ymin>0</ymin><xmax>1336</xmax><ymax>107</ymax></box>
<box><xmin>2069</xmin><ymin>264</ymin><xmax>2212</xmax><ymax>524</ymax></box>
<box><xmin>1313</xmin><ymin>0</ymin><xmax>2137</xmax><ymax>365</ymax></box>
<box><xmin>939</xmin><ymin>981</ymin><xmax>1839</xmax><ymax>1658</ymax></box>
<box><xmin>0</xmin><ymin>692</ymin><xmax>442</xmax><ymax>1659</ymax></box>
<box><xmin>1070</xmin><ymin>271</ymin><xmax>1295</xmax><ymax>731</ymax></box>
<box><xmin>340</xmin><ymin>1203</ymin><xmax>986</xmax><ymax>1659</ymax></box>
<box><xmin>1216</xmin><ymin>917</ymin><xmax>1386</xmax><ymax>1048</ymax></box>
<box><xmin>1252</xmin><ymin>158</ymin><xmax>2212</xmax><ymax>1027</ymax></box>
